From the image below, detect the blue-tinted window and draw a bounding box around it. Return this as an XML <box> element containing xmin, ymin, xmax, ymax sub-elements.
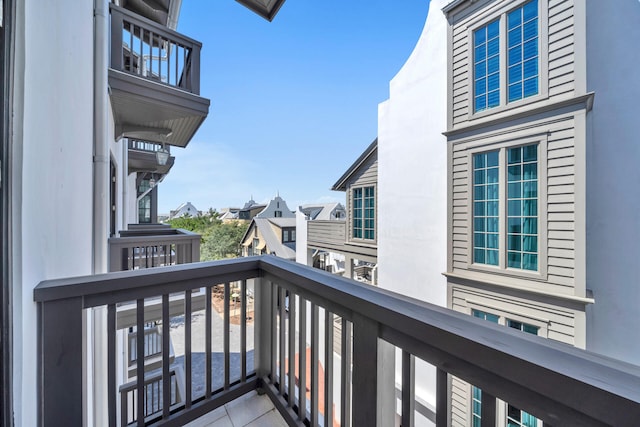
<box><xmin>508</xmin><ymin>1</ymin><xmax>539</xmax><ymax>102</ymax></box>
<box><xmin>353</xmin><ymin>188</ymin><xmax>363</xmax><ymax>239</ymax></box>
<box><xmin>506</xmin><ymin>319</ymin><xmax>539</xmax><ymax>426</ymax></box>
<box><xmin>353</xmin><ymin>186</ymin><xmax>375</xmax><ymax>240</ymax></box>
<box><xmin>473</xmin><ymin>151</ymin><xmax>500</xmax><ymax>265</ymax></box>
<box><xmin>474</xmin><ymin>21</ymin><xmax>500</xmax><ymax>112</ymax></box>
<box><xmin>471</xmin><ymin>310</ymin><xmax>499</xmax><ymax>425</ymax></box>
<box><xmin>507</xmin><ymin>145</ymin><xmax>538</xmax><ymax>271</ymax></box>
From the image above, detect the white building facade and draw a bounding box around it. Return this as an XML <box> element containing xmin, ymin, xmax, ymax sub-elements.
<box><xmin>3</xmin><ymin>0</ymin><xmax>210</xmax><ymax>424</ymax></box>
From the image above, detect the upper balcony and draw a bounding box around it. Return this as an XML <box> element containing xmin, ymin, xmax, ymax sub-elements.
<box><xmin>307</xmin><ymin>220</ymin><xmax>377</xmax><ymax>263</ymax></box>
<box><xmin>109</xmin><ymin>4</ymin><xmax>210</xmax><ymax>148</ymax></box>
<box><xmin>35</xmin><ymin>256</ymin><xmax>640</xmax><ymax>426</ymax></box>
<box><xmin>128</xmin><ymin>139</ymin><xmax>175</xmax><ymax>176</ymax></box>
<box><xmin>109</xmin><ymin>223</ymin><xmax>200</xmax><ymax>272</ymax></box>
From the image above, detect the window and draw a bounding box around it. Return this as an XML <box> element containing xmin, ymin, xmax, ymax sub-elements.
<box><xmin>507</xmin><ymin>145</ymin><xmax>538</xmax><ymax>270</ymax></box>
<box><xmin>474</xmin><ymin>20</ymin><xmax>500</xmax><ymax>112</ymax></box>
<box><xmin>473</xmin><ymin>151</ymin><xmax>499</xmax><ymax>265</ymax></box>
<box><xmin>506</xmin><ymin>319</ymin><xmax>539</xmax><ymax>427</ymax></box>
<box><xmin>252</xmin><ymin>238</ymin><xmax>260</xmax><ymax>256</ymax></box>
<box><xmin>473</xmin><ymin>0</ymin><xmax>539</xmax><ymax>113</ymax></box>
<box><xmin>472</xmin><ymin>144</ymin><xmax>539</xmax><ymax>272</ymax></box>
<box><xmin>282</xmin><ymin>228</ymin><xmax>296</xmax><ymax>243</ymax></box>
<box><xmin>352</xmin><ymin>186</ymin><xmax>375</xmax><ymax>240</ymax></box>
<box><xmin>138</xmin><ymin>179</ymin><xmax>151</xmax><ymax>223</ymax></box>
<box><xmin>274</xmin><ymin>210</ymin><xmax>282</xmax><ymax>218</ymax></box>
<box><xmin>471</xmin><ymin>310</ymin><xmax>499</xmax><ymax>426</ymax></box>
<box><xmin>507</xmin><ymin>1</ymin><xmax>539</xmax><ymax>102</ymax></box>
<box><xmin>471</xmin><ymin>310</ymin><xmax>541</xmax><ymax>427</ymax></box>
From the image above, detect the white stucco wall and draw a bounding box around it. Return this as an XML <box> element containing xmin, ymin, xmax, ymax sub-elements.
<box><xmin>11</xmin><ymin>0</ymin><xmax>95</xmax><ymax>425</ymax></box>
<box><xmin>295</xmin><ymin>210</ymin><xmax>310</xmax><ymax>265</ymax></box>
<box><xmin>584</xmin><ymin>0</ymin><xmax>640</xmax><ymax>366</ymax></box>
<box><xmin>377</xmin><ymin>0</ymin><xmax>448</xmax><ymax>420</ymax></box>
<box><xmin>378</xmin><ymin>0</ymin><xmax>448</xmax><ymax>310</ymax></box>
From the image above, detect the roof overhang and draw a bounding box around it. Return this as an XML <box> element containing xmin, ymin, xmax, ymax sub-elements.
<box><xmin>331</xmin><ymin>138</ymin><xmax>378</xmax><ymax>191</ymax></box>
<box><xmin>109</xmin><ymin>68</ymin><xmax>210</xmax><ymax>148</ymax></box>
<box><xmin>119</xmin><ymin>0</ymin><xmax>182</xmax><ymax>29</ymax></box>
<box><xmin>235</xmin><ymin>0</ymin><xmax>287</xmax><ymax>21</ymax></box>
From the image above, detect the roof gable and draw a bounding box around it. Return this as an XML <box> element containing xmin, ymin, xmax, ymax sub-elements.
<box><xmin>331</xmin><ymin>138</ymin><xmax>378</xmax><ymax>191</ymax></box>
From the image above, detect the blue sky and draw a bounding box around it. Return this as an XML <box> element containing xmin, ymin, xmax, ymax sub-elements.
<box><xmin>159</xmin><ymin>0</ymin><xmax>431</xmax><ymax>213</ymax></box>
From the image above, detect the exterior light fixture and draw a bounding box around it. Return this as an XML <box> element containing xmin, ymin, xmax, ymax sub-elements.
<box><xmin>156</xmin><ymin>144</ymin><xmax>170</xmax><ymax>166</ymax></box>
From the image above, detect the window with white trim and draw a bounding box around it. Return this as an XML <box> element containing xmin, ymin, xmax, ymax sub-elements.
<box><xmin>471</xmin><ymin>311</ymin><xmax>542</xmax><ymax>427</ymax></box>
<box><xmin>352</xmin><ymin>186</ymin><xmax>375</xmax><ymax>240</ymax></box>
<box><xmin>506</xmin><ymin>319</ymin><xmax>540</xmax><ymax>427</ymax></box>
<box><xmin>472</xmin><ymin>144</ymin><xmax>539</xmax><ymax>272</ymax></box>
<box><xmin>473</xmin><ymin>0</ymin><xmax>539</xmax><ymax>113</ymax></box>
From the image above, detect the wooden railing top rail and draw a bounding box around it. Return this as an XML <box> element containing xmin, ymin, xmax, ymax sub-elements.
<box><xmin>34</xmin><ymin>256</ymin><xmax>640</xmax><ymax>425</ymax></box>
<box><xmin>114</xmin><ymin>227</ymin><xmax>198</xmax><ymax>239</ymax></box>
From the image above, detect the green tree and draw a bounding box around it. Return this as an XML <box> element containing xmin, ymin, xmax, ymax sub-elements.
<box><xmin>167</xmin><ymin>208</ymin><xmax>248</xmax><ymax>261</ymax></box>
<box><xmin>201</xmin><ymin>221</ymin><xmax>248</xmax><ymax>260</ymax></box>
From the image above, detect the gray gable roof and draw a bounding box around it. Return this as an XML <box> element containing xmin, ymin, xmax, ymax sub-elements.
<box><xmin>245</xmin><ymin>218</ymin><xmax>296</xmax><ymax>260</ymax></box>
<box><xmin>331</xmin><ymin>138</ymin><xmax>378</xmax><ymax>191</ymax></box>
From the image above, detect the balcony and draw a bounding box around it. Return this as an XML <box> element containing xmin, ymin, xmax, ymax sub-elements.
<box><xmin>35</xmin><ymin>256</ymin><xmax>640</xmax><ymax>426</ymax></box>
<box><xmin>109</xmin><ymin>4</ymin><xmax>210</xmax><ymax>148</ymax></box>
<box><xmin>109</xmin><ymin>224</ymin><xmax>200</xmax><ymax>272</ymax></box>
<box><xmin>128</xmin><ymin>139</ymin><xmax>175</xmax><ymax>175</ymax></box>
<box><xmin>307</xmin><ymin>220</ymin><xmax>376</xmax><ymax>263</ymax></box>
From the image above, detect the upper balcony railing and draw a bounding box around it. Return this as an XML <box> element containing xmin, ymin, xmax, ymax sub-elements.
<box><xmin>35</xmin><ymin>257</ymin><xmax>640</xmax><ymax>426</ymax></box>
<box><xmin>128</xmin><ymin>139</ymin><xmax>171</xmax><ymax>154</ymax></box>
<box><xmin>109</xmin><ymin>224</ymin><xmax>200</xmax><ymax>272</ymax></box>
<box><xmin>110</xmin><ymin>4</ymin><xmax>201</xmax><ymax>95</ymax></box>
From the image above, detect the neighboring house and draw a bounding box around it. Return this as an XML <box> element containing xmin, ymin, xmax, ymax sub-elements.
<box><xmin>218</xmin><ymin>207</ymin><xmax>241</xmax><ymax>222</ymax></box>
<box><xmin>303</xmin><ymin>140</ymin><xmax>378</xmax><ymax>284</ymax></box>
<box><xmin>169</xmin><ymin>201</ymin><xmax>201</xmax><ymax>219</ymax></box>
<box><xmin>299</xmin><ymin>202</ymin><xmax>346</xmax><ymax>221</ymax></box>
<box><xmin>296</xmin><ymin>203</ymin><xmax>347</xmax><ymax>274</ymax></box>
<box><xmin>241</xmin><ymin>217</ymin><xmax>296</xmax><ymax>260</ymax></box>
<box><xmin>441</xmin><ymin>0</ymin><xmax>640</xmax><ymax>426</ymax></box>
<box><xmin>254</xmin><ymin>194</ymin><xmax>295</xmax><ymax>219</ymax></box>
<box><xmin>238</xmin><ymin>198</ymin><xmax>267</xmax><ymax>220</ymax></box>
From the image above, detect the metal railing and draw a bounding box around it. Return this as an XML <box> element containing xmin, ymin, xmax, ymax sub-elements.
<box><xmin>128</xmin><ymin>140</ymin><xmax>171</xmax><ymax>154</ymax></box>
<box><xmin>108</xmin><ymin>225</ymin><xmax>200</xmax><ymax>272</ymax></box>
<box><xmin>110</xmin><ymin>4</ymin><xmax>201</xmax><ymax>94</ymax></box>
<box><xmin>35</xmin><ymin>257</ymin><xmax>640</xmax><ymax>426</ymax></box>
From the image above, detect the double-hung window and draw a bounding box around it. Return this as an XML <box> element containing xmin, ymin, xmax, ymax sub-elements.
<box><xmin>473</xmin><ymin>0</ymin><xmax>540</xmax><ymax>113</ymax></box>
<box><xmin>352</xmin><ymin>186</ymin><xmax>375</xmax><ymax>240</ymax></box>
<box><xmin>472</xmin><ymin>144</ymin><xmax>539</xmax><ymax>272</ymax></box>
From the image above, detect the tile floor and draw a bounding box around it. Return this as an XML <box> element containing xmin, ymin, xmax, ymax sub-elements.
<box><xmin>184</xmin><ymin>391</ymin><xmax>288</xmax><ymax>427</ymax></box>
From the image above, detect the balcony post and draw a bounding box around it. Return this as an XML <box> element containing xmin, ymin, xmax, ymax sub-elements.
<box><xmin>109</xmin><ymin>7</ymin><xmax>123</xmax><ymax>70</ymax></box>
<box><xmin>191</xmin><ymin>235</ymin><xmax>200</xmax><ymax>262</ymax></box>
<box><xmin>351</xmin><ymin>313</ymin><xmax>378</xmax><ymax>427</ymax></box>
<box><xmin>253</xmin><ymin>277</ymin><xmax>272</xmax><ymax>381</ymax></box>
<box><xmin>38</xmin><ymin>297</ymin><xmax>84</xmax><ymax>427</ymax></box>
<box><xmin>189</xmin><ymin>44</ymin><xmax>201</xmax><ymax>95</ymax></box>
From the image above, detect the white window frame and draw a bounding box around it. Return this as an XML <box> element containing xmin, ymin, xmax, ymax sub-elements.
<box><xmin>465</xmin><ymin>134</ymin><xmax>548</xmax><ymax>281</ymax></box>
<box><xmin>465</xmin><ymin>0</ymin><xmax>549</xmax><ymax>121</ymax></box>
<box><xmin>350</xmin><ymin>184</ymin><xmax>376</xmax><ymax>243</ymax></box>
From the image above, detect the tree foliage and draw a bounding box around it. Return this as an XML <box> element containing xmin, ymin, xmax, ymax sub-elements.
<box><xmin>167</xmin><ymin>208</ymin><xmax>248</xmax><ymax>261</ymax></box>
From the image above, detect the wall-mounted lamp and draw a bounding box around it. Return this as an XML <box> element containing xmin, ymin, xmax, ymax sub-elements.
<box><xmin>156</xmin><ymin>144</ymin><xmax>170</xmax><ymax>166</ymax></box>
